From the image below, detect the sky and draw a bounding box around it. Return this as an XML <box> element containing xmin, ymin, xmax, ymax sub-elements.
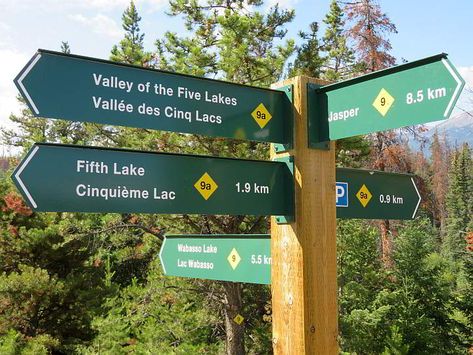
<box><xmin>1</xmin><ymin>0</ymin><xmax>472</xmax><ymax>154</ymax></box>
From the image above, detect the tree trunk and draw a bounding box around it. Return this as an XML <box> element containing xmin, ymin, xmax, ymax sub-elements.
<box><xmin>223</xmin><ymin>282</ymin><xmax>245</xmax><ymax>355</ymax></box>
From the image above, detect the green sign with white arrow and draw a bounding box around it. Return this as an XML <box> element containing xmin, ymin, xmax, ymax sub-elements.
<box><xmin>12</xmin><ymin>143</ymin><xmax>294</xmax><ymax>217</ymax></box>
<box><xmin>15</xmin><ymin>50</ymin><xmax>292</xmax><ymax>144</ymax></box>
<box><xmin>159</xmin><ymin>235</ymin><xmax>271</xmax><ymax>284</ymax></box>
<box><xmin>309</xmin><ymin>54</ymin><xmax>465</xmax><ymax>145</ymax></box>
<box><xmin>335</xmin><ymin>168</ymin><xmax>421</xmax><ymax>220</ymax></box>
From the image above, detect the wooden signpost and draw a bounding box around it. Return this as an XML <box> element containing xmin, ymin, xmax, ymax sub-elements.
<box><xmin>13</xmin><ymin>51</ymin><xmax>465</xmax><ymax>355</ymax></box>
<box><xmin>271</xmin><ymin>76</ymin><xmax>338</xmax><ymax>354</ymax></box>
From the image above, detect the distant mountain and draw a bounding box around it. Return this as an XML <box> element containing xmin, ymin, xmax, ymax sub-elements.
<box><xmin>409</xmin><ymin>111</ymin><xmax>473</xmax><ymax>155</ymax></box>
<box><xmin>429</xmin><ymin>111</ymin><xmax>473</xmax><ymax>148</ymax></box>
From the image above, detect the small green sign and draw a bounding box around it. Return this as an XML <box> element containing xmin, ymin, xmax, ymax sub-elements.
<box><xmin>159</xmin><ymin>235</ymin><xmax>271</xmax><ymax>284</ymax></box>
<box><xmin>15</xmin><ymin>50</ymin><xmax>292</xmax><ymax>144</ymax></box>
<box><xmin>336</xmin><ymin>168</ymin><xmax>421</xmax><ymax>220</ymax></box>
<box><xmin>309</xmin><ymin>54</ymin><xmax>464</xmax><ymax>145</ymax></box>
<box><xmin>12</xmin><ymin>143</ymin><xmax>293</xmax><ymax>217</ymax></box>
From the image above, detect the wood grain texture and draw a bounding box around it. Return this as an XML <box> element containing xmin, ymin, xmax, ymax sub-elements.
<box><xmin>271</xmin><ymin>76</ymin><xmax>338</xmax><ymax>355</ymax></box>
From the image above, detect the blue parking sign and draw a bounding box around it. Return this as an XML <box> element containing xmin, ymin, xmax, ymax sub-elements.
<box><xmin>336</xmin><ymin>182</ymin><xmax>348</xmax><ymax>207</ymax></box>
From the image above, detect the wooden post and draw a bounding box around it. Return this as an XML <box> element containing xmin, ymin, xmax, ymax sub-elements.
<box><xmin>271</xmin><ymin>76</ymin><xmax>338</xmax><ymax>354</ymax></box>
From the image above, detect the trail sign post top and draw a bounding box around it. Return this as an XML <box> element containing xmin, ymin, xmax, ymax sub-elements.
<box><xmin>308</xmin><ymin>53</ymin><xmax>465</xmax><ymax>145</ymax></box>
<box><xmin>12</xmin><ymin>143</ymin><xmax>294</xmax><ymax>217</ymax></box>
<box><xmin>14</xmin><ymin>50</ymin><xmax>293</xmax><ymax>144</ymax></box>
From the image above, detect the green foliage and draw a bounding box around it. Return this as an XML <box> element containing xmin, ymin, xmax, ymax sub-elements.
<box><xmin>0</xmin><ymin>329</ymin><xmax>59</xmax><ymax>355</ymax></box>
<box><xmin>389</xmin><ymin>220</ymin><xmax>463</xmax><ymax>354</ymax></box>
<box><xmin>459</xmin><ymin>247</ymin><xmax>473</xmax><ymax>346</ymax></box>
<box><xmin>338</xmin><ymin>218</ymin><xmax>469</xmax><ymax>354</ymax></box>
<box><xmin>2</xmin><ymin>1</ymin><xmax>472</xmax><ymax>354</ymax></box>
<box><xmin>0</xmin><ymin>176</ymin><xmax>157</xmax><ymax>352</ymax></box>
<box><xmin>110</xmin><ymin>1</ymin><xmax>152</xmax><ymax>66</ymax></box>
<box><xmin>83</xmin><ymin>261</ymin><xmax>223</xmax><ymax>354</ymax></box>
<box><xmin>444</xmin><ymin>144</ymin><xmax>473</xmax><ymax>260</ymax></box>
<box><xmin>289</xmin><ymin>22</ymin><xmax>325</xmax><ymax>77</ymax></box>
<box><xmin>336</xmin><ymin>136</ymin><xmax>371</xmax><ymax>168</ymax></box>
<box><xmin>338</xmin><ymin>219</ymin><xmax>391</xmax><ymax>353</ymax></box>
<box><xmin>157</xmin><ymin>0</ymin><xmax>295</xmax><ymax>86</ymax></box>
<box><xmin>0</xmin><ymin>265</ymin><xmax>65</xmax><ymax>337</ymax></box>
<box><xmin>322</xmin><ymin>0</ymin><xmax>355</xmax><ymax>81</ymax></box>
<box><xmin>338</xmin><ymin>220</ymin><xmax>385</xmax><ymax>310</ymax></box>
<box><xmin>382</xmin><ymin>325</ymin><xmax>410</xmax><ymax>355</ymax></box>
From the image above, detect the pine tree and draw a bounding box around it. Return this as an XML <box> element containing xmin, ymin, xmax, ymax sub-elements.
<box><xmin>343</xmin><ymin>0</ymin><xmax>403</xmax><ymax>267</ymax></box>
<box><xmin>289</xmin><ymin>22</ymin><xmax>325</xmax><ymax>77</ymax></box>
<box><xmin>110</xmin><ymin>1</ymin><xmax>152</xmax><ymax>66</ymax></box>
<box><xmin>460</xmin><ymin>231</ymin><xmax>473</xmax><ymax>349</ymax></box>
<box><xmin>157</xmin><ymin>1</ymin><xmax>294</xmax><ymax>86</ymax></box>
<box><xmin>0</xmin><ymin>174</ymin><xmax>113</xmax><ymax>352</ymax></box>
<box><xmin>322</xmin><ymin>0</ymin><xmax>355</xmax><ymax>80</ymax></box>
<box><xmin>389</xmin><ymin>219</ymin><xmax>465</xmax><ymax>353</ymax></box>
<box><xmin>430</xmin><ymin>131</ymin><xmax>450</xmax><ymax>234</ymax></box>
<box><xmin>444</xmin><ymin>143</ymin><xmax>473</xmax><ymax>260</ymax></box>
<box><xmin>344</xmin><ymin>0</ymin><xmax>397</xmax><ymax>72</ymax></box>
<box><xmin>290</xmin><ymin>2</ymin><xmax>369</xmax><ymax>167</ymax></box>
<box><xmin>337</xmin><ymin>219</ymin><xmax>389</xmax><ymax>352</ymax></box>
<box><xmin>154</xmin><ymin>2</ymin><xmax>295</xmax><ymax>353</ymax></box>
<box><xmin>60</xmin><ymin>41</ymin><xmax>71</xmax><ymax>54</ymax></box>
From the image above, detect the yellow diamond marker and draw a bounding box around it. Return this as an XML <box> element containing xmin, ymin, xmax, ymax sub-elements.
<box><xmin>233</xmin><ymin>314</ymin><xmax>244</xmax><ymax>325</ymax></box>
<box><xmin>356</xmin><ymin>184</ymin><xmax>373</xmax><ymax>208</ymax></box>
<box><xmin>227</xmin><ymin>248</ymin><xmax>241</xmax><ymax>270</ymax></box>
<box><xmin>251</xmin><ymin>103</ymin><xmax>273</xmax><ymax>129</ymax></box>
<box><xmin>372</xmin><ymin>88</ymin><xmax>395</xmax><ymax>116</ymax></box>
<box><xmin>194</xmin><ymin>172</ymin><xmax>218</xmax><ymax>200</ymax></box>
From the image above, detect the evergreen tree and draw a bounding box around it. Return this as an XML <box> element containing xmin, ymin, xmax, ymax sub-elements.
<box><xmin>153</xmin><ymin>2</ymin><xmax>295</xmax><ymax>353</ymax></box>
<box><xmin>344</xmin><ymin>0</ymin><xmax>397</xmax><ymax>72</ymax></box>
<box><xmin>289</xmin><ymin>22</ymin><xmax>325</xmax><ymax>77</ymax></box>
<box><xmin>343</xmin><ymin>0</ymin><xmax>405</xmax><ymax>267</ymax></box>
<box><xmin>460</xmin><ymin>231</ymin><xmax>473</xmax><ymax>349</ymax></box>
<box><xmin>430</xmin><ymin>131</ymin><xmax>450</xmax><ymax>233</ymax></box>
<box><xmin>0</xmin><ymin>174</ymin><xmax>113</xmax><ymax>352</ymax></box>
<box><xmin>157</xmin><ymin>0</ymin><xmax>294</xmax><ymax>85</ymax></box>
<box><xmin>289</xmin><ymin>2</ymin><xmax>370</xmax><ymax>167</ymax></box>
<box><xmin>110</xmin><ymin>1</ymin><xmax>152</xmax><ymax>66</ymax></box>
<box><xmin>322</xmin><ymin>0</ymin><xmax>355</xmax><ymax>80</ymax></box>
<box><xmin>82</xmin><ymin>261</ymin><xmax>222</xmax><ymax>354</ymax></box>
<box><xmin>61</xmin><ymin>41</ymin><xmax>71</xmax><ymax>54</ymax></box>
<box><xmin>444</xmin><ymin>143</ymin><xmax>473</xmax><ymax>260</ymax></box>
<box><xmin>337</xmin><ymin>219</ymin><xmax>389</xmax><ymax>352</ymax></box>
<box><xmin>389</xmin><ymin>220</ymin><xmax>465</xmax><ymax>353</ymax></box>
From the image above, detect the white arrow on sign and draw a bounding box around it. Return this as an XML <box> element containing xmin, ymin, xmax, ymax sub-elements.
<box><xmin>15</xmin><ymin>53</ymin><xmax>42</xmax><ymax>115</ymax></box>
<box><xmin>13</xmin><ymin>145</ymin><xmax>39</xmax><ymax>208</ymax></box>
<box><xmin>442</xmin><ymin>58</ymin><xmax>464</xmax><ymax>118</ymax></box>
<box><xmin>411</xmin><ymin>177</ymin><xmax>422</xmax><ymax>219</ymax></box>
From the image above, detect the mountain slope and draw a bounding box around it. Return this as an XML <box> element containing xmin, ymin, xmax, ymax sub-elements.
<box><xmin>430</xmin><ymin>110</ymin><xmax>473</xmax><ymax>147</ymax></box>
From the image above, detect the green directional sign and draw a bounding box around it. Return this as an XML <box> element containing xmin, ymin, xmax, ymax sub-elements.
<box><xmin>12</xmin><ymin>143</ymin><xmax>293</xmax><ymax>216</ymax></box>
<box><xmin>15</xmin><ymin>50</ymin><xmax>292</xmax><ymax>144</ymax></box>
<box><xmin>159</xmin><ymin>235</ymin><xmax>271</xmax><ymax>284</ymax></box>
<box><xmin>335</xmin><ymin>168</ymin><xmax>421</xmax><ymax>220</ymax></box>
<box><xmin>309</xmin><ymin>54</ymin><xmax>465</xmax><ymax>145</ymax></box>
